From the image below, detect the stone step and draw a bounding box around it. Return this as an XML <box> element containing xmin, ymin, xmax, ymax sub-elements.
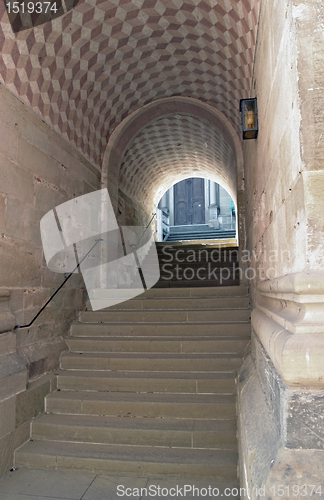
<box><xmin>138</xmin><ymin>285</ymin><xmax>248</xmax><ymax>298</ymax></box>
<box><xmin>153</xmin><ymin>278</ymin><xmax>240</xmax><ymax>288</ymax></box>
<box><xmin>60</xmin><ymin>352</ymin><xmax>244</xmax><ymax>372</ymax></box>
<box><xmin>157</xmin><ymin>259</ymin><xmax>239</xmax><ymax>267</ymax></box>
<box><xmin>152</xmin><ymin>261</ymin><xmax>239</xmax><ymax>268</ymax></box>
<box><xmin>71</xmin><ymin>321</ymin><xmax>251</xmax><ymax>337</ymax></box>
<box><xmin>79</xmin><ymin>309</ymin><xmax>251</xmax><ymax>324</ymax></box>
<box><xmin>156</xmin><ymin>246</ymin><xmax>238</xmax><ymax>253</ymax></box>
<box><xmin>86</xmin><ymin>296</ymin><xmax>250</xmax><ymax>311</ymax></box>
<box><xmin>87</xmin><ymin>289</ymin><xmax>245</xmax><ymax>307</ymax></box>
<box><xmin>56</xmin><ymin>369</ymin><xmax>236</xmax><ymax>394</ymax></box>
<box><xmin>66</xmin><ymin>336</ymin><xmax>249</xmax><ymax>355</ymax></box>
<box><xmin>88</xmin><ymin>285</ymin><xmax>248</xmax><ymax>300</ymax></box>
<box><xmin>165</xmin><ymin>236</ymin><xmax>236</xmax><ymax>242</ymax></box>
<box><xmin>166</xmin><ymin>233</ymin><xmax>237</xmax><ymax>241</ymax></box>
<box><xmin>46</xmin><ymin>391</ymin><xmax>236</xmax><ymax>419</ymax></box>
<box><xmin>21</xmin><ymin>280</ymin><xmax>250</xmax><ymax>481</ymax></box>
<box><xmin>156</xmin><ymin>243</ymin><xmax>239</xmax><ymax>249</ymax></box>
<box><xmin>167</xmin><ymin>225</ymin><xmax>235</xmax><ymax>233</ymax></box>
<box><xmin>156</xmin><ymin>269</ymin><xmax>239</xmax><ymax>279</ymax></box>
<box><xmin>31</xmin><ymin>414</ymin><xmax>237</xmax><ymax>449</ymax></box>
<box><xmin>14</xmin><ymin>440</ymin><xmax>237</xmax><ymax>480</ymax></box>
<box><xmin>152</xmin><ymin>251</ymin><xmax>238</xmax><ymax>259</ymax></box>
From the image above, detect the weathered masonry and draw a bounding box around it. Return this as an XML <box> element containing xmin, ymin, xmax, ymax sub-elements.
<box><xmin>0</xmin><ymin>0</ymin><xmax>324</xmax><ymax>497</ymax></box>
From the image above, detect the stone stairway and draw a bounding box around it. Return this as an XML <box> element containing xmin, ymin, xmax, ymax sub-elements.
<box><xmin>165</xmin><ymin>225</ymin><xmax>236</xmax><ymax>242</ymax></box>
<box><xmin>155</xmin><ymin>243</ymin><xmax>240</xmax><ymax>287</ymax></box>
<box><xmin>15</xmin><ymin>286</ymin><xmax>250</xmax><ymax>484</ymax></box>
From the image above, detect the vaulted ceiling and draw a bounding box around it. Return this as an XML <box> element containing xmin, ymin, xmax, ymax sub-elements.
<box><xmin>0</xmin><ymin>0</ymin><xmax>260</xmax><ymax>168</ymax></box>
<box><xmin>119</xmin><ymin>112</ymin><xmax>237</xmax><ymax>209</ymax></box>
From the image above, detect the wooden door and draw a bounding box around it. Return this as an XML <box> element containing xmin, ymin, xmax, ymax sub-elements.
<box><xmin>174</xmin><ymin>178</ymin><xmax>205</xmax><ymax>225</ymax></box>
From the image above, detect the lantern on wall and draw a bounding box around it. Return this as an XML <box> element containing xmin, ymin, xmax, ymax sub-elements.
<box><xmin>239</xmin><ymin>98</ymin><xmax>258</xmax><ymax>140</ymax></box>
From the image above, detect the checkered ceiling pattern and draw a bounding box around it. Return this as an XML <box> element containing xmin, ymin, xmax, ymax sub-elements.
<box><xmin>119</xmin><ymin>113</ymin><xmax>237</xmax><ymax>209</ymax></box>
<box><xmin>0</xmin><ymin>0</ymin><xmax>260</xmax><ymax>168</ymax></box>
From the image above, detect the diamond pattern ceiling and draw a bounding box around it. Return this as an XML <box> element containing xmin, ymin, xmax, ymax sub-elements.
<box><xmin>0</xmin><ymin>0</ymin><xmax>260</xmax><ymax>168</ymax></box>
<box><xmin>119</xmin><ymin>113</ymin><xmax>237</xmax><ymax>210</ymax></box>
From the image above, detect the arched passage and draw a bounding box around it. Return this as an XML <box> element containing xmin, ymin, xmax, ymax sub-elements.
<box><xmin>102</xmin><ymin>97</ymin><xmax>244</xmax><ymax>245</ymax></box>
<box><xmin>119</xmin><ymin>113</ymin><xmax>237</xmax><ymax>210</ymax></box>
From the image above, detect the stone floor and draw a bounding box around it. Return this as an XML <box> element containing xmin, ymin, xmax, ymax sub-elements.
<box><xmin>0</xmin><ymin>468</ymin><xmax>240</xmax><ymax>499</ymax></box>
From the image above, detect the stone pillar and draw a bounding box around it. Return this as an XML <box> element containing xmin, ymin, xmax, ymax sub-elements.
<box><xmin>169</xmin><ymin>187</ymin><xmax>174</xmax><ymax>227</ymax></box>
<box><xmin>207</xmin><ymin>182</ymin><xmax>219</xmax><ymax>228</ymax></box>
<box><xmin>209</xmin><ymin>181</ymin><xmax>217</xmax><ymax>206</ymax></box>
<box><xmin>160</xmin><ymin>191</ymin><xmax>169</xmax><ymax>210</ymax></box>
<box><xmin>238</xmin><ymin>0</ymin><xmax>324</xmax><ymax>496</ymax></box>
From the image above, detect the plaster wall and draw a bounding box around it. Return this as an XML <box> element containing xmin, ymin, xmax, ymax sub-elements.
<box><xmin>0</xmin><ymin>83</ymin><xmax>100</xmax><ymax>476</ymax></box>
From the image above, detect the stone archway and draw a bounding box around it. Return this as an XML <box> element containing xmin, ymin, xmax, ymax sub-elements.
<box><xmin>101</xmin><ymin>96</ymin><xmax>245</xmax><ymax>248</ymax></box>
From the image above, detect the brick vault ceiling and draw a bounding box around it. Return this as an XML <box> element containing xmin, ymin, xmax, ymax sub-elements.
<box><xmin>0</xmin><ymin>0</ymin><xmax>260</xmax><ymax>168</ymax></box>
<box><xmin>119</xmin><ymin>113</ymin><xmax>237</xmax><ymax>209</ymax></box>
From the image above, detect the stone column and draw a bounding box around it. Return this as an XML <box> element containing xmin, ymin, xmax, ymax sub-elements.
<box><xmin>238</xmin><ymin>0</ymin><xmax>324</xmax><ymax>496</ymax></box>
<box><xmin>209</xmin><ymin>181</ymin><xmax>216</xmax><ymax>206</ymax></box>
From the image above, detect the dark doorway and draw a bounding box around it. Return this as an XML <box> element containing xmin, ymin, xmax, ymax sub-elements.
<box><xmin>174</xmin><ymin>178</ymin><xmax>205</xmax><ymax>226</ymax></box>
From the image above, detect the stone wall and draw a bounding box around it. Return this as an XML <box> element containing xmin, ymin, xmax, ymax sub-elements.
<box><xmin>117</xmin><ymin>189</ymin><xmax>152</xmax><ymax>228</ymax></box>
<box><xmin>0</xmin><ymin>331</ymin><xmax>59</xmax><ymax>477</ymax></box>
<box><xmin>238</xmin><ymin>334</ymin><xmax>324</xmax><ymax>499</ymax></box>
<box><xmin>239</xmin><ymin>0</ymin><xmax>324</xmax><ymax>496</ymax></box>
<box><xmin>0</xmin><ymin>82</ymin><xmax>100</xmax><ymax>476</ymax></box>
<box><xmin>244</xmin><ymin>0</ymin><xmax>304</xmax><ymax>304</ymax></box>
<box><xmin>244</xmin><ymin>0</ymin><xmax>324</xmax><ymax>300</ymax></box>
<box><xmin>295</xmin><ymin>0</ymin><xmax>324</xmax><ymax>270</ymax></box>
<box><xmin>243</xmin><ymin>0</ymin><xmax>324</xmax><ymax>394</ymax></box>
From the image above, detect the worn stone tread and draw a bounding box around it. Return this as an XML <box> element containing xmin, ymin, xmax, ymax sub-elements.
<box><xmin>90</xmin><ymin>285</ymin><xmax>248</xmax><ymax>300</ymax></box>
<box><xmin>47</xmin><ymin>390</ymin><xmax>235</xmax><ymax>404</ymax></box>
<box><xmin>71</xmin><ymin>321</ymin><xmax>251</xmax><ymax>337</ymax></box>
<box><xmin>57</xmin><ymin>369</ymin><xmax>236</xmax><ymax>394</ymax></box>
<box><xmin>46</xmin><ymin>390</ymin><xmax>236</xmax><ymax>418</ymax></box>
<box><xmin>87</xmin><ymin>297</ymin><xmax>250</xmax><ymax>311</ymax></box>
<box><xmin>16</xmin><ymin>439</ymin><xmax>238</xmax><ymax>464</ymax></box>
<box><xmin>66</xmin><ymin>336</ymin><xmax>249</xmax><ymax>355</ymax></box>
<box><xmin>80</xmin><ymin>309</ymin><xmax>251</xmax><ymax>324</ymax></box>
<box><xmin>57</xmin><ymin>369</ymin><xmax>235</xmax><ymax>380</ymax></box>
<box><xmin>33</xmin><ymin>413</ymin><xmax>237</xmax><ymax>432</ymax></box>
<box><xmin>31</xmin><ymin>414</ymin><xmax>238</xmax><ymax>450</ymax></box>
<box><xmin>68</xmin><ymin>335</ymin><xmax>249</xmax><ymax>342</ymax></box>
<box><xmin>60</xmin><ymin>352</ymin><xmax>243</xmax><ymax>372</ymax></box>
<box><xmin>21</xmin><ymin>284</ymin><xmax>250</xmax><ymax>480</ymax></box>
<box><xmin>15</xmin><ymin>440</ymin><xmax>238</xmax><ymax>480</ymax></box>
<box><xmin>61</xmin><ymin>352</ymin><xmax>244</xmax><ymax>360</ymax></box>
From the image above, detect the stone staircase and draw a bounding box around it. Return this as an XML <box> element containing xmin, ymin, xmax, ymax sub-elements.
<box><xmin>155</xmin><ymin>243</ymin><xmax>240</xmax><ymax>287</ymax></box>
<box><xmin>165</xmin><ymin>225</ymin><xmax>236</xmax><ymax>242</ymax></box>
<box><xmin>15</xmin><ymin>286</ymin><xmax>250</xmax><ymax>484</ymax></box>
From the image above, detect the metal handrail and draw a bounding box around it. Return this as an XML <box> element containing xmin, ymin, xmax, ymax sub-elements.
<box><xmin>132</xmin><ymin>212</ymin><xmax>156</xmax><ymax>251</ymax></box>
<box><xmin>128</xmin><ymin>212</ymin><xmax>157</xmax><ymax>291</ymax></box>
<box><xmin>14</xmin><ymin>238</ymin><xmax>103</xmax><ymax>330</ymax></box>
<box><xmin>14</xmin><ymin>213</ymin><xmax>157</xmax><ymax>330</ymax></box>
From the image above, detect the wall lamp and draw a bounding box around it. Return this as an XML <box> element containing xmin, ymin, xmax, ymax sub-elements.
<box><xmin>240</xmin><ymin>98</ymin><xmax>258</xmax><ymax>140</ymax></box>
